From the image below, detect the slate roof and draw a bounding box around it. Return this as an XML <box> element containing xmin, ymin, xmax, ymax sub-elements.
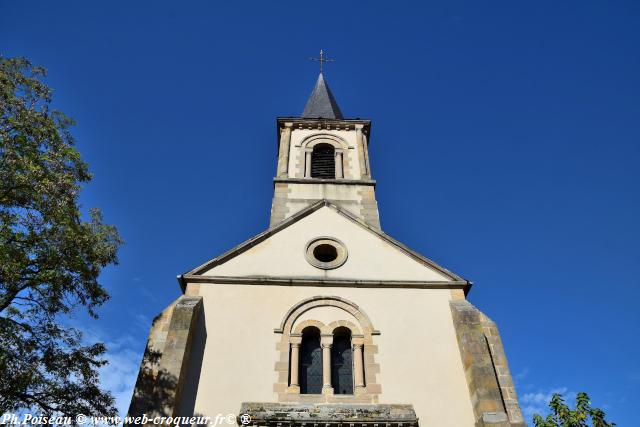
<box><xmin>301</xmin><ymin>73</ymin><xmax>344</xmax><ymax>119</ymax></box>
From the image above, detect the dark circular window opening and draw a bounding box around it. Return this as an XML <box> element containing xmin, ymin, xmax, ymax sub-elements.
<box><xmin>305</xmin><ymin>237</ymin><xmax>348</xmax><ymax>270</ymax></box>
<box><xmin>313</xmin><ymin>244</ymin><xmax>338</xmax><ymax>262</ymax></box>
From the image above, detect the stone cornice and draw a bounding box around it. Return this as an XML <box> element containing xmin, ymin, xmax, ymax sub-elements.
<box><xmin>181</xmin><ymin>274</ymin><xmax>471</xmax><ymax>291</ymax></box>
<box><xmin>277</xmin><ymin>117</ymin><xmax>371</xmax><ymax>128</ymax></box>
<box><xmin>276</xmin><ymin>117</ymin><xmax>372</xmax><ymax>148</ymax></box>
<box><xmin>273</xmin><ymin>177</ymin><xmax>376</xmax><ymax>186</ymax></box>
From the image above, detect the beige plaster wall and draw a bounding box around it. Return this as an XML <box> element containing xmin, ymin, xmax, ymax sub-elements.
<box><xmin>204</xmin><ymin>206</ymin><xmax>451</xmax><ymax>282</ymax></box>
<box><xmin>189</xmin><ymin>283</ymin><xmax>476</xmax><ymax>427</ymax></box>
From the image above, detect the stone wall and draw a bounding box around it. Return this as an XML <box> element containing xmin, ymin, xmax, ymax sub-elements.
<box><xmin>269</xmin><ymin>182</ymin><xmax>380</xmax><ymax>228</ymax></box>
<box><xmin>127</xmin><ymin>296</ymin><xmax>203</xmax><ymax>422</ymax></box>
<box><xmin>450</xmin><ymin>300</ymin><xmax>526</xmax><ymax>427</ymax></box>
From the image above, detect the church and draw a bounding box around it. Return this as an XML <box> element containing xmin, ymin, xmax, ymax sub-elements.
<box><xmin>128</xmin><ymin>67</ymin><xmax>526</xmax><ymax>427</ymax></box>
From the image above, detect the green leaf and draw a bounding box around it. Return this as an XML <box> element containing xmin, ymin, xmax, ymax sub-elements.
<box><xmin>1</xmin><ymin>54</ymin><xmax>122</xmax><ymax>418</ymax></box>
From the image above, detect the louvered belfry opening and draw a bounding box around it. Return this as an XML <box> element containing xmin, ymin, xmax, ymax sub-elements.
<box><xmin>311</xmin><ymin>144</ymin><xmax>335</xmax><ymax>179</ymax></box>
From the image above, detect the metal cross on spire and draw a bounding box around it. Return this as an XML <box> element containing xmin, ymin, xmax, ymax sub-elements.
<box><xmin>310</xmin><ymin>49</ymin><xmax>334</xmax><ymax>74</ymax></box>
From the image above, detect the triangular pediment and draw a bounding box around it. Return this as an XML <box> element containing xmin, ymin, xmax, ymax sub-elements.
<box><xmin>181</xmin><ymin>201</ymin><xmax>468</xmax><ymax>290</ymax></box>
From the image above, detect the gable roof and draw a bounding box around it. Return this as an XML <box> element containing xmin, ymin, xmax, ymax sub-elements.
<box><xmin>301</xmin><ymin>73</ymin><xmax>344</xmax><ymax>119</ymax></box>
<box><xmin>178</xmin><ymin>200</ymin><xmax>471</xmax><ymax>293</ymax></box>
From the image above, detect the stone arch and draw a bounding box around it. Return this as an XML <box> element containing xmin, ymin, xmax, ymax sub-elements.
<box><xmin>292</xmin><ymin>319</ymin><xmax>326</xmax><ymax>335</ymax></box>
<box><xmin>273</xmin><ymin>296</ymin><xmax>381</xmax><ymax>403</ymax></box>
<box><xmin>300</xmin><ymin>133</ymin><xmax>350</xmax><ymax>150</ymax></box>
<box><xmin>297</xmin><ymin>134</ymin><xmax>351</xmax><ymax>179</ymax></box>
<box><xmin>322</xmin><ymin>319</ymin><xmax>362</xmax><ymax>336</ymax></box>
<box><xmin>275</xmin><ymin>295</ymin><xmax>378</xmax><ymax>337</ymax></box>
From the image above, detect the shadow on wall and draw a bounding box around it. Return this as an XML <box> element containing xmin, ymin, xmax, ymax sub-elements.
<box><xmin>126</xmin><ymin>346</ymin><xmax>178</xmax><ymax>418</ymax></box>
<box><xmin>179</xmin><ymin>309</ymin><xmax>207</xmax><ymax>417</ymax></box>
<box><xmin>126</xmin><ymin>304</ymin><xmax>207</xmax><ymax>422</ymax></box>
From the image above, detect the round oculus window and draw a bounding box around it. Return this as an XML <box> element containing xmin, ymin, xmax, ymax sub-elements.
<box><xmin>305</xmin><ymin>237</ymin><xmax>348</xmax><ymax>270</ymax></box>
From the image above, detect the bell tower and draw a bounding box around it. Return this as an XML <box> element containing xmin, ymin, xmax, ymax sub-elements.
<box><xmin>270</xmin><ymin>72</ymin><xmax>380</xmax><ymax>228</ymax></box>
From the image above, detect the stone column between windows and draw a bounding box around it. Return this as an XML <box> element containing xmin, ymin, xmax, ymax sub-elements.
<box><xmin>321</xmin><ymin>334</ymin><xmax>334</xmax><ymax>395</ymax></box>
<box><xmin>352</xmin><ymin>335</ymin><xmax>365</xmax><ymax>394</ymax></box>
<box><xmin>304</xmin><ymin>149</ymin><xmax>312</xmax><ymax>178</ymax></box>
<box><xmin>286</xmin><ymin>334</ymin><xmax>301</xmax><ymax>394</ymax></box>
<box><xmin>290</xmin><ymin>344</ymin><xmax>300</xmax><ymax>386</ymax></box>
<box><xmin>335</xmin><ymin>150</ymin><xmax>344</xmax><ymax>178</ymax></box>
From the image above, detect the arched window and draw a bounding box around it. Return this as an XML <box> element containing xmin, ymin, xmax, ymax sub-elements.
<box><xmin>299</xmin><ymin>326</ymin><xmax>322</xmax><ymax>394</ymax></box>
<box><xmin>331</xmin><ymin>327</ymin><xmax>353</xmax><ymax>394</ymax></box>
<box><xmin>311</xmin><ymin>143</ymin><xmax>335</xmax><ymax>179</ymax></box>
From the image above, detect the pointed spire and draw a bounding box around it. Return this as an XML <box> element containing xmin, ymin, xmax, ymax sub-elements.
<box><xmin>301</xmin><ymin>73</ymin><xmax>344</xmax><ymax>119</ymax></box>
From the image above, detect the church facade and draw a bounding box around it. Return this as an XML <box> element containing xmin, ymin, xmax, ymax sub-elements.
<box><xmin>128</xmin><ymin>73</ymin><xmax>526</xmax><ymax>427</ymax></box>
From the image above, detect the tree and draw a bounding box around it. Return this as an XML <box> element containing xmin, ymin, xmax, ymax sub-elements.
<box><xmin>0</xmin><ymin>55</ymin><xmax>122</xmax><ymax>418</ymax></box>
<box><xmin>533</xmin><ymin>392</ymin><xmax>615</xmax><ymax>427</ymax></box>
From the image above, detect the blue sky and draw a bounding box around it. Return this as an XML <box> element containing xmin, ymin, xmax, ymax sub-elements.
<box><xmin>2</xmin><ymin>1</ymin><xmax>639</xmax><ymax>424</ymax></box>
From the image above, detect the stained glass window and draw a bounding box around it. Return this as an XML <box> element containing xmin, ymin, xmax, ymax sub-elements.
<box><xmin>331</xmin><ymin>327</ymin><xmax>353</xmax><ymax>394</ymax></box>
<box><xmin>299</xmin><ymin>327</ymin><xmax>322</xmax><ymax>394</ymax></box>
